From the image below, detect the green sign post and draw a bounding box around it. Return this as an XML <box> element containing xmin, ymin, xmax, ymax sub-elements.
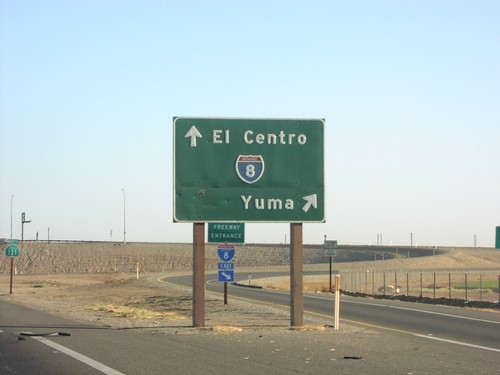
<box><xmin>173</xmin><ymin>117</ymin><xmax>324</xmax><ymax>222</ymax></box>
<box><xmin>208</xmin><ymin>223</ymin><xmax>245</xmax><ymax>243</ymax></box>
<box><xmin>5</xmin><ymin>241</ymin><xmax>20</xmax><ymax>294</ymax></box>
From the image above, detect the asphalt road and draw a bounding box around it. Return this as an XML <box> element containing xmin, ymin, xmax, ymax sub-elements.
<box><xmin>2</xmin><ymin>298</ymin><xmax>343</xmax><ymax>375</ymax></box>
<box><xmin>166</xmin><ymin>271</ymin><xmax>500</xmax><ymax>352</ymax></box>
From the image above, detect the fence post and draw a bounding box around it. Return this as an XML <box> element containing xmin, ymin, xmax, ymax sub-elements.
<box><xmin>364</xmin><ymin>271</ymin><xmax>368</xmax><ymax>294</ymax></box>
<box><xmin>420</xmin><ymin>273</ymin><xmax>423</xmax><ymax>298</ymax></box>
<box><xmin>334</xmin><ymin>275</ymin><xmax>340</xmax><ymax>330</ymax></box>
<box><xmin>465</xmin><ymin>274</ymin><xmax>468</xmax><ymax>301</ymax></box>
<box><xmin>372</xmin><ymin>270</ymin><xmax>375</xmax><ymax>294</ymax></box>
<box><xmin>406</xmin><ymin>273</ymin><xmax>409</xmax><ymax>296</ymax></box>
<box><xmin>448</xmin><ymin>273</ymin><xmax>451</xmax><ymax>299</ymax></box>
<box><xmin>480</xmin><ymin>274</ymin><xmax>483</xmax><ymax>302</ymax></box>
<box><xmin>383</xmin><ymin>273</ymin><xmax>386</xmax><ymax>296</ymax></box>
<box><xmin>433</xmin><ymin>273</ymin><xmax>436</xmax><ymax>299</ymax></box>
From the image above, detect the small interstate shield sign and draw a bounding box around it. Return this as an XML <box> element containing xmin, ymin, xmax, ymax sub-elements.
<box><xmin>235</xmin><ymin>155</ymin><xmax>265</xmax><ymax>184</ymax></box>
<box><xmin>217</xmin><ymin>244</ymin><xmax>236</xmax><ymax>262</ymax></box>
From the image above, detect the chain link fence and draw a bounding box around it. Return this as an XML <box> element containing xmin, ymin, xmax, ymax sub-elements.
<box><xmin>339</xmin><ymin>269</ymin><xmax>500</xmax><ymax>302</ymax></box>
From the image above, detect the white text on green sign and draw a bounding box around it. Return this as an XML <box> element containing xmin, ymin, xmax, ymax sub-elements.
<box><xmin>208</xmin><ymin>223</ymin><xmax>245</xmax><ymax>243</ymax></box>
<box><xmin>174</xmin><ymin>118</ymin><xmax>324</xmax><ymax>222</ymax></box>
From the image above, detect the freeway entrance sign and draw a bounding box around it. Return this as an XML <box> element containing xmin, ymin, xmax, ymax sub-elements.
<box><xmin>173</xmin><ymin>117</ymin><xmax>324</xmax><ymax>222</ymax></box>
<box><xmin>208</xmin><ymin>223</ymin><xmax>245</xmax><ymax>243</ymax></box>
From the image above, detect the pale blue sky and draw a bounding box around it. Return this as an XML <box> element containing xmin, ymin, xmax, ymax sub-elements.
<box><xmin>1</xmin><ymin>1</ymin><xmax>499</xmax><ymax>246</ymax></box>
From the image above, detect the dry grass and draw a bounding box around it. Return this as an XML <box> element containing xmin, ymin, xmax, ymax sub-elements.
<box><xmin>289</xmin><ymin>325</ymin><xmax>326</xmax><ymax>332</ymax></box>
<box><xmin>85</xmin><ymin>303</ymin><xmax>187</xmax><ymax>321</ymax></box>
<box><xmin>254</xmin><ymin>276</ymin><xmax>330</xmax><ymax>292</ymax></box>
<box><xmin>209</xmin><ymin>325</ymin><xmax>244</xmax><ymax>333</ymax></box>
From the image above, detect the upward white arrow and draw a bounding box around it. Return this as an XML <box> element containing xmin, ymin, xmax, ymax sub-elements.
<box><xmin>302</xmin><ymin>194</ymin><xmax>318</xmax><ymax>213</ymax></box>
<box><xmin>185</xmin><ymin>125</ymin><xmax>202</xmax><ymax>147</ymax></box>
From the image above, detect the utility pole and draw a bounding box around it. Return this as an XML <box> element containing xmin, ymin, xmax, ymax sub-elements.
<box><xmin>10</xmin><ymin>195</ymin><xmax>13</xmax><ymax>239</ymax></box>
<box><xmin>122</xmin><ymin>189</ymin><xmax>126</xmax><ymax>245</ymax></box>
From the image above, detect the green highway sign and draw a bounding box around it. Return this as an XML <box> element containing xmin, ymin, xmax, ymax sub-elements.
<box><xmin>208</xmin><ymin>223</ymin><xmax>245</xmax><ymax>243</ymax></box>
<box><xmin>173</xmin><ymin>117</ymin><xmax>324</xmax><ymax>222</ymax></box>
<box><xmin>5</xmin><ymin>244</ymin><xmax>20</xmax><ymax>257</ymax></box>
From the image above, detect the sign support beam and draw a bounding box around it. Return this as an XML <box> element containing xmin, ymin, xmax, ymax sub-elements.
<box><xmin>290</xmin><ymin>223</ymin><xmax>303</xmax><ymax>327</ymax></box>
<box><xmin>192</xmin><ymin>223</ymin><xmax>205</xmax><ymax>327</ymax></box>
<box><xmin>224</xmin><ymin>282</ymin><xmax>228</xmax><ymax>305</ymax></box>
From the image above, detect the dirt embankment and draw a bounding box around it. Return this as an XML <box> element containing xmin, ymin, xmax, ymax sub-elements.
<box><xmin>2</xmin><ymin>241</ymin><xmax>498</xmax><ymax>275</ymax></box>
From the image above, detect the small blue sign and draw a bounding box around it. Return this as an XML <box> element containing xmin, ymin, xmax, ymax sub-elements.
<box><xmin>217</xmin><ymin>244</ymin><xmax>236</xmax><ymax>262</ymax></box>
<box><xmin>218</xmin><ymin>270</ymin><xmax>235</xmax><ymax>282</ymax></box>
<box><xmin>218</xmin><ymin>262</ymin><xmax>235</xmax><ymax>270</ymax></box>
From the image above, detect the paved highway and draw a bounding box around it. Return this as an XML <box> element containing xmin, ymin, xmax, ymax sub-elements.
<box><xmin>3</xmin><ymin>298</ymin><xmax>335</xmax><ymax>375</ymax></box>
<box><xmin>165</xmin><ymin>271</ymin><xmax>500</xmax><ymax>353</ymax></box>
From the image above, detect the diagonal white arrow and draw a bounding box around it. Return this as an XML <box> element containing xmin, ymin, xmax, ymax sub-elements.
<box><xmin>222</xmin><ymin>272</ymin><xmax>231</xmax><ymax>280</ymax></box>
<box><xmin>185</xmin><ymin>125</ymin><xmax>202</xmax><ymax>147</ymax></box>
<box><xmin>302</xmin><ymin>194</ymin><xmax>318</xmax><ymax>213</ymax></box>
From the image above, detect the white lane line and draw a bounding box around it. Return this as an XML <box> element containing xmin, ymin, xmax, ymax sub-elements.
<box><xmin>414</xmin><ymin>334</ymin><xmax>500</xmax><ymax>353</ymax></box>
<box><xmin>339</xmin><ymin>298</ymin><xmax>500</xmax><ymax>325</ymax></box>
<box><xmin>387</xmin><ymin>305</ymin><xmax>500</xmax><ymax>324</ymax></box>
<box><xmin>229</xmin><ymin>282</ymin><xmax>500</xmax><ymax>327</ymax></box>
<box><xmin>31</xmin><ymin>336</ymin><xmax>124</xmax><ymax>375</ymax></box>
<box><xmin>235</xmin><ymin>287</ymin><xmax>500</xmax><ymax>352</ymax></box>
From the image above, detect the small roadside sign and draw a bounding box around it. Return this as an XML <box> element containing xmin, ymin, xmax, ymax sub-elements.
<box><xmin>218</xmin><ymin>262</ymin><xmax>235</xmax><ymax>270</ymax></box>
<box><xmin>217</xmin><ymin>244</ymin><xmax>236</xmax><ymax>286</ymax></box>
<box><xmin>217</xmin><ymin>244</ymin><xmax>236</xmax><ymax>262</ymax></box>
<box><xmin>5</xmin><ymin>241</ymin><xmax>20</xmax><ymax>294</ymax></box>
<box><xmin>208</xmin><ymin>223</ymin><xmax>245</xmax><ymax>243</ymax></box>
<box><xmin>5</xmin><ymin>244</ymin><xmax>20</xmax><ymax>257</ymax></box>
<box><xmin>325</xmin><ymin>240</ymin><xmax>337</xmax><ymax>257</ymax></box>
<box><xmin>218</xmin><ymin>270</ymin><xmax>235</xmax><ymax>282</ymax></box>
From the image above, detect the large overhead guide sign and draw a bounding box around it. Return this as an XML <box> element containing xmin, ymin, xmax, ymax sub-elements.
<box><xmin>173</xmin><ymin>117</ymin><xmax>324</xmax><ymax>222</ymax></box>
